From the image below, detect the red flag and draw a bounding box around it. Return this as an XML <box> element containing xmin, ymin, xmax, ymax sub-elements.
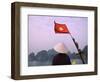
<box><xmin>54</xmin><ymin>21</ymin><xmax>69</xmax><ymax>33</ymax></box>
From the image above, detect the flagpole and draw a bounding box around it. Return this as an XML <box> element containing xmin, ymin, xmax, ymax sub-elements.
<box><xmin>69</xmin><ymin>33</ymin><xmax>85</xmax><ymax>64</ymax></box>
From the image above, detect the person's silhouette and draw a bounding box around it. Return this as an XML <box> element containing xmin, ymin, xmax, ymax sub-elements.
<box><xmin>52</xmin><ymin>53</ymin><xmax>71</xmax><ymax>65</ymax></box>
<box><xmin>52</xmin><ymin>43</ymin><xmax>71</xmax><ymax>65</ymax></box>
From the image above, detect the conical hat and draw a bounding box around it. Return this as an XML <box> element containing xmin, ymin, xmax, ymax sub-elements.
<box><xmin>54</xmin><ymin>43</ymin><xmax>68</xmax><ymax>54</ymax></box>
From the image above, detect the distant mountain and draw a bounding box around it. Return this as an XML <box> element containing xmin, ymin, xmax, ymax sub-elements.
<box><xmin>68</xmin><ymin>52</ymin><xmax>80</xmax><ymax>59</ymax></box>
<box><xmin>28</xmin><ymin>52</ymin><xmax>36</xmax><ymax>61</ymax></box>
<box><xmin>47</xmin><ymin>49</ymin><xmax>58</xmax><ymax>61</ymax></box>
<box><xmin>28</xmin><ymin>49</ymin><xmax>58</xmax><ymax>66</ymax></box>
<box><xmin>82</xmin><ymin>45</ymin><xmax>88</xmax><ymax>55</ymax></box>
<box><xmin>35</xmin><ymin>49</ymin><xmax>58</xmax><ymax>62</ymax></box>
<box><xmin>35</xmin><ymin>50</ymin><xmax>49</xmax><ymax>62</ymax></box>
<box><xmin>82</xmin><ymin>45</ymin><xmax>88</xmax><ymax>63</ymax></box>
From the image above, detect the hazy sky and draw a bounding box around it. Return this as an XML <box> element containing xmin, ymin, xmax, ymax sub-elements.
<box><xmin>28</xmin><ymin>15</ymin><xmax>88</xmax><ymax>54</ymax></box>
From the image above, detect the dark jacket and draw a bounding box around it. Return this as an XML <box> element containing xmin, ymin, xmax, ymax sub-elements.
<box><xmin>52</xmin><ymin>53</ymin><xmax>71</xmax><ymax>65</ymax></box>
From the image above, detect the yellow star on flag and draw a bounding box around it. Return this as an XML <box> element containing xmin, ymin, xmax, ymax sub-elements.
<box><xmin>59</xmin><ymin>27</ymin><xmax>64</xmax><ymax>31</ymax></box>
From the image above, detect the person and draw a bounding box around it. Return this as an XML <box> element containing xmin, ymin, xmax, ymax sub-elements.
<box><xmin>52</xmin><ymin>43</ymin><xmax>71</xmax><ymax>65</ymax></box>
